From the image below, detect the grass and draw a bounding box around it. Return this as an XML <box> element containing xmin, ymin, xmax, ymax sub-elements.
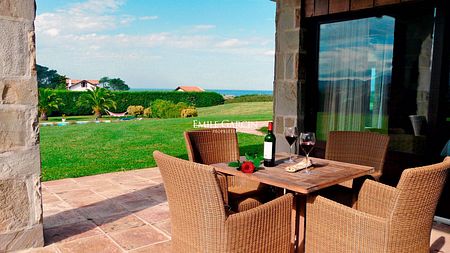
<box><xmin>258</xmin><ymin>126</ymin><xmax>268</xmax><ymax>134</ymax></box>
<box><xmin>225</xmin><ymin>94</ymin><xmax>273</xmax><ymax>104</ymax></box>
<box><xmin>197</xmin><ymin>102</ymin><xmax>272</xmax><ymax>117</ymax></box>
<box><xmin>40</xmin><ymin>102</ymin><xmax>272</xmax><ymax>181</ymax></box>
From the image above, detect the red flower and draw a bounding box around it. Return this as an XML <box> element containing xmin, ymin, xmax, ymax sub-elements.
<box><xmin>241</xmin><ymin>161</ymin><xmax>255</xmax><ymax>173</ymax></box>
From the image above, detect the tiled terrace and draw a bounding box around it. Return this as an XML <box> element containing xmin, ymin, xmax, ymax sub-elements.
<box><xmin>18</xmin><ymin>168</ymin><xmax>450</xmax><ymax>253</ymax></box>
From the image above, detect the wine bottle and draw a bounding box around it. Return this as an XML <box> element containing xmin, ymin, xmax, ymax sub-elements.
<box><xmin>263</xmin><ymin>122</ymin><xmax>276</xmax><ymax>167</ymax></box>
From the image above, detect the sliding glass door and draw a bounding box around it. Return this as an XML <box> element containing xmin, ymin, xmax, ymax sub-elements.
<box><xmin>316</xmin><ymin>17</ymin><xmax>394</xmax><ymax>140</ymax></box>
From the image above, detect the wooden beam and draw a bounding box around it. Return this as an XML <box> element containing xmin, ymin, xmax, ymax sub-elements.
<box><xmin>304</xmin><ymin>0</ymin><xmax>315</xmax><ymax>17</ymax></box>
<box><xmin>375</xmin><ymin>0</ymin><xmax>400</xmax><ymax>6</ymax></box>
<box><xmin>314</xmin><ymin>0</ymin><xmax>329</xmax><ymax>16</ymax></box>
<box><xmin>329</xmin><ymin>0</ymin><xmax>350</xmax><ymax>14</ymax></box>
<box><xmin>350</xmin><ymin>0</ymin><xmax>374</xmax><ymax>10</ymax></box>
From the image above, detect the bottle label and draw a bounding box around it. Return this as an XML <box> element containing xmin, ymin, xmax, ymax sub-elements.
<box><xmin>264</xmin><ymin>142</ymin><xmax>273</xmax><ymax>159</ymax></box>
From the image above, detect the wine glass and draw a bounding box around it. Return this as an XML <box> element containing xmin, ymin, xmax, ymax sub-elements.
<box><xmin>284</xmin><ymin>127</ymin><xmax>298</xmax><ymax>163</ymax></box>
<box><xmin>299</xmin><ymin>132</ymin><xmax>316</xmax><ymax>174</ymax></box>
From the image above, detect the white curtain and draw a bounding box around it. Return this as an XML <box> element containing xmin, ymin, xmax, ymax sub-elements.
<box><xmin>317</xmin><ymin>17</ymin><xmax>393</xmax><ymax>140</ymax></box>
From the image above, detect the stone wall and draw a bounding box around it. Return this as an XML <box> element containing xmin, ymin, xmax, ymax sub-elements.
<box><xmin>273</xmin><ymin>0</ymin><xmax>301</xmax><ymax>152</ymax></box>
<box><xmin>0</xmin><ymin>0</ymin><xmax>44</xmax><ymax>251</ymax></box>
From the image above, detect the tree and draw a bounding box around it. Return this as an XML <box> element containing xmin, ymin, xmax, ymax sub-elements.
<box><xmin>38</xmin><ymin>89</ymin><xmax>63</xmax><ymax>121</ymax></box>
<box><xmin>99</xmin><ymin>76</ymin><xmax>130</xmax><ymax>91</ymax></box>
<box><xmin>77</xmin><ymin>87</ymin><xmax>117</xmax><ymax>118</ymax></box>
<box><xmin>37</xmin><ymin>64</ymin><xmax>67</xmax><ymax>89</ymax></box>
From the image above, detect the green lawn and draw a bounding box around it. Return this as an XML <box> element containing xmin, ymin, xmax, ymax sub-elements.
<box><xmin>40</xmin><ymin>102</ymin><xmax>273</xmax><ymax>181</ymax></box>
<box><xmin>197</xmin><ymin>102</ymin><xmax>272</xmax><ymax>117</ymax></box>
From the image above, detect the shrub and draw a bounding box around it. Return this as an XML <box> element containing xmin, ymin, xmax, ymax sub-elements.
<box><xmin>127</xmin><ymin>105</ymin><xmax>144</xmax><ymax>116</ymax></box>
<box><xmin>47</xmin><ymin>90</ymin><xmax>224</xmax><ymax>116</ymax></box>
<box><xmin>76</xmin><ymin>87</ymin><xmax>116</xmax><ymax>118</ymax></box>
<box><xmin>151</xmin><ymin>99</ymin><xmax>189</xmax><ymax>119</ymax></box>
<box><xmin>38</xmin><ymin>88</ymin><xmax>63</xmax><ymax>120</ymax></box>
<box><xmin>225</xmin><ymin>94</ymin><xmax>273</xmax><ymax>104</ymax></box>
<box><xmin>181</xmin><ymin>107</ymin><xmax>198</xmax><ymax>118</ymax></box>
<box><xmin>143</xmin><ymin>107</ymin><xmax>152</xmax><ymax>118</ymax></box>
<box><xmin>113</xmin><ymin>91</ymin><xmax>223</xmax><ymax>111</ymax></box>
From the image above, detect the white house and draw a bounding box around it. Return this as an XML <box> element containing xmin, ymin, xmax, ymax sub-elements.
<box><xmin>66</xmin><ymin>79</ymin><xmax>99</xmax><ymax>91</ymax></box>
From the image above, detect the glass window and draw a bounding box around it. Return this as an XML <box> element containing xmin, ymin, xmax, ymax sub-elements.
<box><xmin>385</xmin><ymin>9</ymin><xmax>434</xmax><ymax>155</ymax></box>
<box><xmin>316</xmin><ymin>17</ymin><xmax>395</xmax><ymax>140</ymax></box>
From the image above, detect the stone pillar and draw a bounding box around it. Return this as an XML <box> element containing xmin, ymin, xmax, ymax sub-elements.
<box><xmin>273</xmin><ymin>0</ymin><xmax>301</xmax><ymax>152</ymax></box>
<box><xmin>0</xmin><ymin>0</ymin><xmax>44</xmax><ymax>251</ymax></box>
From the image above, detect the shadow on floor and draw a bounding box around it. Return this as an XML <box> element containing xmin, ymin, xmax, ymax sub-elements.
<box><xmin>430</xmin><ymin>236</ymin><xmax>445</xmax><ymax>253</ymax></box>
<box><xmin>44</xmin><ymin>183</ymin><xmax>167</xmax><ymax>245</ymax></box>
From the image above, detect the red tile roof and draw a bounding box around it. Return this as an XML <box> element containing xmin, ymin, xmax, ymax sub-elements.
<box><xmin>174</xmin><ymin>86</ymin><xmax>205</xmax><ymax>92</ymax></box>
<box><xmin>66</xmin><ymin>79</ymin><xmax>100</xmax><ymax>86</ymax></box>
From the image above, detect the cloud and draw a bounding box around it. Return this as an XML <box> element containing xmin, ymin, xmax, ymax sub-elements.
<box><xmin>263</xmin><ymin>50</ymin><xmax>275</xmax><ymax>56</ymax></box>
<box><xmin>36</xmin><ymin>0</ymin><xmax>272</xmax><ymax>55</ymax></box>
<box><xmin>319</xmin><ymin>46</ymin><xmax>393</xmax><ymax>81</ymax></box>
<box><xmin>35</xmin><ymin>0</ymin><xmax>275</xmax><ymax>88</ymax></box>
<box><xmin>70</xmin><ymin>0</ymin><xmax>125</xmax><ymax>14</ymax></box>
<box><xmin>36</xmin><ymin>12</ymin><xmax>115</xmax><ymax>34</ymax></box>
<box><xmin>139</xmin><ymin>16</ymin><xmax>159</xmax><ymax>21</ymax></box>
<box><xmin>215</xmin><ymin>38</ymin><xmax>249</xmax><ymax>48</ymax></box>
<box><xmin>45</xmin><ymin>28</ymin><xmax>60</xmax><ymax>37</ymax></box>
<box><xmin>35</xmin><ymin>0</ymin><xmax>141</xmax><ymax>35</ymax></box>
<box><xmin>193</xmin><ymin>24</ymin><xmax>216</xmax><ymax>30</ymax></box>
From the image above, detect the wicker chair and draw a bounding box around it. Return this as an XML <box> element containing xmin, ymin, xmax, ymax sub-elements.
<box><xmin>305</xmin><ymin>157</ymin><xmax>450</xmax><ymax>253</ymax></box>
<box><xmin>326</xmin><ymin>131</ymin><xmax>390</xmax><ymax>183</ymax></box>
<box><xmin>321</xmin><ymin>131</ymin><xmax>390</xmax><ymax>206</ymax></box>
<box><xmin>154</xmin><ymin>151</ymin><xmax>293</xmax><ymax>253</ymax></box>
<box><xmin>184</xmin><ymin>128</ymin><xmax>269</xmax><ymax>212</ymax></box>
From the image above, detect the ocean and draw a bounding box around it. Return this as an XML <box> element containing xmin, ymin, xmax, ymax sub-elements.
<box><xmin>209</xmin><ymin>89</ymin><xmax>272</xmax><ymax>96</ymax></box>
<box><xmin>130</xmin><ymin>88</ymin><xmax>273</xmax><ymax>96</ymax></box>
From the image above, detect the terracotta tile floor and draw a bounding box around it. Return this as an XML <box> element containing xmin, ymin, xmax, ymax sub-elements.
<box><xmin>18</xmin><ymin>168</ymin><xmax>450</xmax><ymax>253</ymax></box>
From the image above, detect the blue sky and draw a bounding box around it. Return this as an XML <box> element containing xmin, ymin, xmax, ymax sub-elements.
<box><xmin>35</xmin><ymin>0</ymin><xmax>276</xmax><ymax>90</ymax></box>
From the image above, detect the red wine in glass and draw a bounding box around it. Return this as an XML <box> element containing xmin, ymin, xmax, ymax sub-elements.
<box><xmin>284</xmin><ymin>127</ymin><xmax>298</xmax><ymax>163</ymax></box>
<box><xmin>299</xmin><ymin>132</ymin><xmax>316</xmax><ymax>174</ymax></box>
<box><xmin>285</xmin><ymin>136</ymin><xmax>297</xmax><ymax>146</ymax></box>
<box><xmin>300</xmin><ymin>141</ymin><xmax>314</xmax><ymax>154</ymax></box>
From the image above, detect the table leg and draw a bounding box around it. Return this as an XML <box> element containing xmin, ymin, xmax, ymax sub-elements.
<box><xmin>295</xmin><ymin>194</ymin><xmax>306</xmax><ymax>253</ymax></box>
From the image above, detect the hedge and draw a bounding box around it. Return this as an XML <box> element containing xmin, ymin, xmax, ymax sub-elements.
<box><xmin>151</xmin><ymin>99</ymin><xmax>189</xmax><ymax>119</ymax></box>
<box><xmin>48</xmin><ymin>90</ymin><xmax>224</xmax><ymax>116</ymax></box>
<box><xmin>225</xmin><ymin>94</ymin><xmax>273</xmax><ymax>104</ymax></box>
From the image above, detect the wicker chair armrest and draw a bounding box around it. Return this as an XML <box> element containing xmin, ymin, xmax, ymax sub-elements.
<box><xmin>216</xmin><ymin>172</ymin><xmax>229</xmax><ymax>206</ymax></box>
<box><xmin>306</xmin><ymin>195</ymin><xmax>388</xmax><ymax>253</ymax></box>
<box><xmin>225</xmin><ymin>193</ymin><xmax>293</xmax><ymax>253</ymax></box>
<box><xmin>356</xmin><ymin>179</ymin><xmax>398</xmax><ymax>218</ymax></box>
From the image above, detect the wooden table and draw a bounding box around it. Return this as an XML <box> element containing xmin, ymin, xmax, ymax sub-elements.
<box><xmin>211</xmin><ymin>152</ymin><xmax>374</xmax><ymax>253</ymax></box>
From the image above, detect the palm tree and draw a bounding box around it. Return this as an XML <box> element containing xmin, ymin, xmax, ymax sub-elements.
<box><xmin>77</xmin><ymin>87</ymin><xmax>116</xmax><ymax>118</ymax></box>
<box><xmin>38</xmin><ymin>88</ymin><xmax>63</xmax><ymax>121</ymax></box>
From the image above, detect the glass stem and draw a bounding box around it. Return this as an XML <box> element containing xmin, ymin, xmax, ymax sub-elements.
<box><xmin>289</xmin><ymin>145</ymin><xmax>293</xmax><ymax>161</ymax></box>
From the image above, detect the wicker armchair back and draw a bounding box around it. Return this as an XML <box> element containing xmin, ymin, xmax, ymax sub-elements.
<box><xmin>154</xmin><ymin>151</ymin><xmax>226</xmax><ymax>252</ymax></box>
<box><xmin>154</xmin><ymin>151</ymin><xmax>293</xmax><ymax>253</ymax></box>
<box><xmin>306</xmin><ymin>157</ymin><xmax>450</xmax><ymax>253</ymax></box>
<box><xmin>386</xmin><ymin>156</ymin><xmax>450</xmax><ymax>252</ymax></box>
<box><xmin>326</xmin><ymin>131</ymin><xmax>390</xmax><ymax>180</ymax></box>
<box><xmin>184</xmin><ymin>128</ymin><xmax>267</xmax><ymax>212</ymax></box>
<box><xmin>184</xmin><ymin>128</ymin><xmax>240</xmax><ymax>165</ymax></box>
